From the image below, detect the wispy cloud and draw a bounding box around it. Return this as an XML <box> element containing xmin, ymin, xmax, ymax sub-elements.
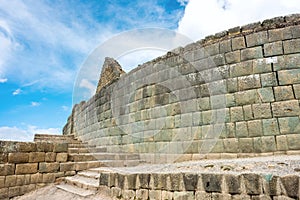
<box><xmin>0</xmin><ymin>125</ymin><xmax>60</xmax><ymax>142</ymax></box>
<box><xmin>30</xmin><ymin>102</ymin><xmax>40</xmax><ymax>107</ymax></box>
<box><xmin>62</xmin><ymin>105</ymin><xmax>70</xmax><ymax>112</ymax></box>
<box><xmin>178</xmin><ymin>0</ymin><xmax>300</xmax><ymax>40</ymax></box>
<box><xmin>0</xmin><ymin>78</ymin><xmax>7</xmax><ymax>83</ymax></box>
<box><xmin>12</xmin><ymin>88</ymin><xmax>21</xmax><ymax>96</ymax></box>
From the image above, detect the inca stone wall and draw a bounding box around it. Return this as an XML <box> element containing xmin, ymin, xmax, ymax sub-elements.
<box><xmin>63</xmin><ymin>14</ymin><xmax>300</xmax><ymax>163</ymax></box>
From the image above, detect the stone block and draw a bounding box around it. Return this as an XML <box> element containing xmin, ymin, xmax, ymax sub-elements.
<box><xmin>53</xmin><ymin>143</ymin><xmax>68</xmax><ymax>153</ymax></box>
<box><xmin>0</xmin><ymin>164</ymin><xmax>15</xmax><ymax>176</ymax></box>
<box><xmin>173</xmin><ymin>191</ymin><xmax>194</xmax><ymax>200</ymax></box>
<box><xmin>293</xmin><ymin>84</ymin><xmax>300</xmax><ymax>99</ymax></box>
<box><xmin>261</xmin><ymin>136</ymin><xmax>277</xmax><ymax>152</ymax></box>
<box><xmin>169</xmin><ymin>173</ymin><xmax>184</xmax><ymax>191</ymax></box>
<box><xmin>225</xmin><ymin>51</ymin><xmax>241</xmax><ymax>64</ymax></box>
<box><xmin>0</xmin><ymin>188</ymin><xmax>8</xmax><ymax>199</ymax></box>
<box><xmin>39</xmin><ymin>162</ymin><xmax>60</xmax><ymax>173</ymax></box>
<box><xmin>274</xmin><ymin>86</ymin><xmax>294</xmax><ymax>101</ymax></box>
<box><xmin>232</xmin><ymin>194</ymin><xmax>251</xmax><ymax>200</ymax></box>
<box><xmin>264</xmin><ymin>41</ymin><xmax>283</xmax><ymax>56</ymax></box>
<box><xmin>239</xmin><ymin>74</ymin><xmax>261</xmax><ymax>91</ymax></box>
<box><xmin>183</xmin><ymin>173</ymin><xmax>198</xmax><ymax>191</ymax></box>
<box><xmin>272</xmin><ymin>100</ymin><xmax>300</xmax><ymax>117</ymax></box>
<box><xmin>246</xmin><ymin>31</ymin><xmax>268</xmax><ymax>47</ymax></box>
<box><xmin>15</xmin><ymin>163</ymin><xmax>38</xmax><ymax>175</ymax></box>
<box><xmin>161</xmin><ymin>190</ymin><xmax>173</xmax><ymax>200</ymax></box>
<box><xmin>232</xmin><ymin>36</ymin><xmax>246</xmax><ymax>50</ymax></box>
<box><xmin>8</xmin><ymin>153</ymin><xmax>29</xmax><ymax>163</ymax></box>
<box><xmin>248</xmin><ymin>120</ymin><xmax>263</xmax><ymax>137</ymax></box>
<box><xmin>262</xmin><ymin>118</ymin><xmax>280</xmax><ymax>136</ymax></box>
<box><xmin>8</xmin><ymin>186</ymin><xmax>20</xmax><ymax>198</ymax></box>
<box><xmin>195</xmin><ymin>191</ymin><xmax>211</xmax><ymax>199</ymax></box>
<box><xmin>223</xmin><ymin>138</ymin><xmax>238</xmax><ymax>153</ymax></box>
<box><xmin>136</xmin><ymin>189</ymin><xmax>149</xmax><ymax>200</ymax></box>
<box><xmin>150</xmin><ymin>173</ymin><xmax>167</xmax><ymax>190</ymax></box>
<box><xmin>236</xmin><ymin>122</ymin><xmax>248</xmax><ymax>138</ymax></box>
<box><xmin>253</xmin><ymin>59</ymin><xmax>272</xmax><ymax>74</ymax></box>
<box><xmin>230</xmin><ymin>107</ymin><xmax>244</xmax><ymax>122</ymax></box>
<box><xmin>252</xmin><ymin>103</ymin><xmax>272</xmax><ymax>119</ymax></box>
<box><xmin>212</xmin><ymin>54</ymin><xmax>225</xmax><ymax>66</ymax></box>
<box><xmin>230</xmin><ymin>61</ymin><xmax>253</xmax><ymax>77</ymax></box>
<box><xmin>204</xmin><ymin>43</ymin><xmax>219</xmax><ymax>56</ymax></box>
<box><xmin>276</xmin><ymin>135</ymin><xmax>288</xmax><ymax>151</ymax></box>
<box><xmin>29</xmin><ymin>152</ymin><xmax>45</xmax><ymax>163</ymax></box>
<box><xmin>252</xmin><ymin>195</ymin><xmax>272</xmax><ymax>200</ymax></box>
<box><xmin>235</xmin><ymin>90</ymin><xmax>259</xmax><ymax>106</ymax></box>
<box><xmin>194</xmin><ymin>48</ymin><xmax>205</xmax><ymax>60</ymax></box>
<box><xmin>239</xmin><ymin>138</ymin><xmax>254</xmax><ymax>153</ymax></box>
<box><xmin>224</xmin><ymin>174</ymin><xmax>241</xmax><ymax>194</ymax></box>
<box><xmin>212</xmin><ymin>193</ymin><xmax>232</xmax><ymax>200</ymax></box>
<box><xmin>138</xmin><ymin>174</ymin><xmax>150</xmax><ymax>189</ymax></box>
<box><xmin>219</xmin><ymin>39</ymin><xmax>231</xmax><ymax>53</ymax></box>
<box><xmin>36</xmin><ymin>142</ymin><xmax>53</xmax><ymax>152</ymax></box>
<box><xmin>45</xmin><ymin>152</ymin><xmax>56</xmax><ymax>162</ymax></box>
<box><xmin>287</xmin><ymin>134</ymin><xmax>300</xmax><ymax>150</ymax></box>
<box><xmin>60</xmin><ymin>163</ymin><xmax>75</xmax><ymax>172</ymax></box>
<box><xmin>278</xmin><ymin>69</ymin><xmax>300</xmax><ymax>85</ymax></box>
<box><xmin>227</xmin><ymin>77</ymin><xmax>238</xmax><ymax>93</ymax></box>
<box><xmin>261</xmin><ymin>73</ymin><xmax>278</xmax><ymax>87</ymax></box>
<box><xmin>280</xmin><ymin>175</ymin><xmax>299</xmax><ymax>198</ymax></box>
<box><xmin>257</xmin><ymin>87</ymin><xmax>275</xmax><ymax>103</ymax></box>
<box><xmin>243</xmin><ymin>173</ymin><xmax>262</xmax><ymax>195</ymax></box>
<box><xmin>30</xmin><ymin>173</ymin><xmax>43</xmax><ymax>183</ymax></box>
<box><xmin>202</xmin><ymin>174</ymin><xmax>222</xmax><ymax>193</ymax></box>
<box><xmin>149</xmin><ymin>190</ymin><xmax>161</xmax><ymax>200</ymax></box>
<box><xmin>241</xmin><ymin>46</ymin><xmax>263</xmax><ymax>61</ymax></box>
<box><xmin>243</xmin><ymin>105</ymin><xmax>254</xmax><ymax>120</ymax></box>
<box><xmin>19</xmin><ymin>184</ymin><xmax>35</xmax><ymax>196</ymax></box>
<box><xmin>56</xmin><ymin>153</ymin><xmax>68</xmax><ymax>162</ymax></box>
<box><xmin>42</xmin><ymin>173</ymin><xmax>56</xmax><ymax>183</ymax></box>
<box><xmin>283</xmin><ymin>39</ymin><xmax>300</xmax><ymax>54</ymax></box>
<box><xmin>268</xmin><ymin>27</ymin><xmax>292</xmax><ymax>42</ymax></box>
<box><xmin>280</xmin><ymin>115</ymin><xmax>300</xmax><ymax>133</ymax></box>
<box><xmin>5</xmin><ymin>175</ymin><xmax>16</xmax><ymax>187</ymax></box>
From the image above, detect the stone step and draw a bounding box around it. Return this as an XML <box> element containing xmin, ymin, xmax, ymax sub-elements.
<box><xmin>56</xmin><ymin>183</ymin><xmax>96</xmax><ymax>197</ymax></box>
<box><xmin>68</xmin><ymin>153</ymin><xmax>140</xmax><ymax>162</ymax></box>
<box><xmin>97</xmin><ymin>160</ymin><xmax>142</xmax><ymax>167</ymax></box>
<box><xmin>64</xmin><ymin>174</ymin><xmax>99</xmax><ymax>190</ymax></box>
<box><xmin>68</xmin><ymin>147</ymin><xmax>107</xmax><ymax>154</ymax></box>
<box><xmin>68</xmin><ymin>143</ymin><xmax>96</xmax><ymax>148</ymax></box>
<box><xmin>77</xmin><ymin>170</ymin><xmax>100</xmax><ymax>179</ymax></box>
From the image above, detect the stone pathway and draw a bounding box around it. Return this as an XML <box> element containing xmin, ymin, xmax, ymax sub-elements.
<box><xmin>12</xmin><ymin>184</ymin><xmax>112</xmax><ymax>200</ymax></box>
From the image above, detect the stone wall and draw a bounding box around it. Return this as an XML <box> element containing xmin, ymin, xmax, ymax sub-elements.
<box><xmin>0</xmin><ymin>141</ymin><xmax>71</xmax><ymax>199</ymax></box>
<box><xmin>98</xmin><ymin>171</ymin><xmax>300</xmax><ymax>200</ymax></box>
<box><xmin>63</xmin><ymin>14</ymin><xmax>300</xmax><ymax>163</ymax></box>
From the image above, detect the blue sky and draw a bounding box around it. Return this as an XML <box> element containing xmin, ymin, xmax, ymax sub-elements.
<box><xmin>0</xmin><ymin>0</ymin><xmax>299</xmax><ymax>141</ymax></box>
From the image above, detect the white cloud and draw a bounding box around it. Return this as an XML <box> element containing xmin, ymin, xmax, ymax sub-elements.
<box><xmin>0</xmin><ymin>125</ymin><xmax>61</xmax><ymax>142</ymax></box>
<box><xmin>12</xmin><ymin>88</ymin><xmax>22</xmax><ymax>96</ymax></box>
<box><xmin>178</xmin><ymin>0</ymin><xmax>300</xmax><ymax>41</ymax></box>
<box><xmin>62</xmin><ymin>105</ymin><xmax>70</xmax><ymax>112</ymax></box>
<box><xmin>79</xmin><ymin>79</ymin><xmax>96</xmax><ymax>97</ymax></box>
<box><xmin>0</xmin><ymin>78</ymin><xmax>7</xmax><ymax>83</ymax></box>
<box><xmin>31</xmin><ymin>102</ymin><xmax>40</xmax><ymax>107</ymax></box>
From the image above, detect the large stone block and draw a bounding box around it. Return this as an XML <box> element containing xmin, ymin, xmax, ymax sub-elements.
<box><xmin>236</xmin><ymin>122</ymin><xmax>248</xmax><ymax>138</ymax></box>
<box><xmin>252</xmin><ymin>103</ymin><xmax>272</xmax><ymax>119</ymax></box>
<box><xmin>220</xmin><ymin>39</ymin><xmax>231</xmax><ymax>53</ymax></box>
<box><xmin>230</xmin><ymin>107</ymin><xmax>244</xmax><ymax>122</ymax></box>
<box><xmin>238</xmin><ymin>75</ymin><xmax>261</xmax><ymax>91</ymax></box>
<box><xmin>224</xmin><ymin>174</ymin><xmax>241</xmax><ymax>194</ymax></box>
<box><xmin>264</xmin><ymin>41</ymin><xmax>283</xmax><ymax>56</ymax></box>
<box><xmin>268</xmin><ymin>27</ymin><xmax>292</xmax><ymax>42</ymax></box>
<box><xmin>8</xmin><ymin>153</ymin><xmax>29</xmax><ymax>163</ymax></box>
<box><xmin>257</xmin><ymin>87</ymin><xmax>275</xmax><ymax>103</ymax></box>
<box><xmin>223</xmin><ymin>138</ymin><xmax>238</xmax><ymax>153</ymax></box>
<box><xmin>15</xmin><ymin>163</ymin><xmax>38</xmax><ymax>175</ymax></box>
<box><xmin>59</xmin><ymin>163</ymin><xmax>75</xmax><ymax>172</ymax></box>
<box><xmin>248</xmin><ymin>120</ymin><xmax>263</xmax><ymax>137</ymax></box>
<box><xmin>5</xmin><ymin>175</ymin><xmax>16</xmax><ymax>187</ymax></box>
<box><xmin>53</xmin><ymin>143</ymin><xmax>68</xmax><ymax>153</ymax></box>
<box><xmin>235</xmin><ymin>90</ymin><xmax>259</xmax><ymax>106</ymax></box>
<box><xmin>280</xmin><ymin>175</ymin><xmax>299</xmax><ymax>198</ymax></box>
<box><xmin>149</xmin><ymin>190</ymin><xmax>162</xmax><ymax>200</ymax></box>
<box><xmin>272</xmin><ymin>100</ymin><xmax>300</xmax><ymax>117</ymax></box>
<box><xmin>241</xmin><ymin>47</ymin><xmax>263</xmax><ymax>61</ymax></box>
<box><xmin>278</xmin><ymin>116</ymin><xmax>300</xmax><ymax>134</ymax></box>
<box><xmin>246</xmin><ymin>31</ymin><xmax>268</xmax><ymax>47</ymax></box>
<box><xmin>283</xmin><ymin>39</ymin><xmax>300</xmax><ymax>54</ymax></box>
<box><xmin>0</xmin><ymin>164</ymin><xmax>15</xmax><ymax>176</ymax></box>
<box><xmin>29</xmin><ymin>152</ymin><xmax>45</xmax><ymax>163</ymax></box>
<box><xmin>239</xmin><ymin>138</ymin><xmax>254</xmax><ymax>153</ymax></box>
<box><xmin>274</xmin><ymin>86</ymin><xmax>294</xmax><ymax>101</ymax></box>
<box><xmin>242</xmin><ymin>173</ymin><xmax>262</xmax><ymax>195</ymax></box>
<box><xmin>262</xmin><ymin>118</ymin><xmax>280</xmax><ymax>136</ymax></box>
<box><xmin>225</xmin><ymin>51</ymin><xmax>241</xmax><ymax>64</ymax></box>
<box><xmin>39</xmin><ymin>162</ymin><xmax>60</xmax><ymax>173</ymax></box>
<box><xmin>278</xmin><ymin>69</ymin><xmax>300</xmax><ymax>85</ymax></box>
<box><xmin>230</xmin><ymin>61</ymin><xmax>253</xmax><ymax>77</ymax></box>
<box><xmin>261</xmin><ymin>72</ymin><xmax>278</xmax><ymax>87</ymax></box>
<box><xmin>56</xmin><ymin>153</ymin><xmax>68</xmax><ymax>162</ymax></box>
<box><xmin>173</xmin><ymin>191</ymin><xmax>195</xmax><ymax>200</ymax></box>
<box><xmin>286</xmin><ymin>134</ymin><xmax>300</xmax><ymax>150</ymax></box>
<box><xmin>202</xmin><ymin>174</ymin><xmax>223</xmax><ymax>193</ymax></box>
<box><xmin>232</xmin><ymin>36</ymin><xmax>246</xmax><ymax>50</ymax></box>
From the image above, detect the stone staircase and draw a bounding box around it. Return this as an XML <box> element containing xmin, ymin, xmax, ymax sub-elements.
<box><xmin>33</xmin><ymin>134</ymin><xmax>143</xmax><ymax>197</ymax></box>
